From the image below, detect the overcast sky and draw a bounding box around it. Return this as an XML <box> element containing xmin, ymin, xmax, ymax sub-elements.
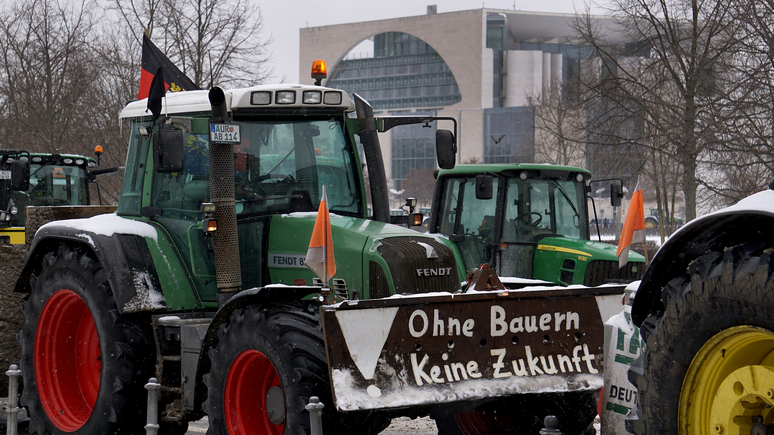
<box><xmin>258</xmin><ymin>0</ymin><xmax>604</xmax><ymax>83</ymax></box>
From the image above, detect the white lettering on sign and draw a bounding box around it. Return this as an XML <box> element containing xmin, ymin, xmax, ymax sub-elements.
<box><xmin>411</xmin><ymin>352</ymin><xmax>482</xmax><ymax>386</ymax></box>
<box><xmin>408</xmin><ymin>344</ymin><xmax>598</xmax><ymax>387</ymax></box>
<box><xmin>408</xmin><ymin>309</ymin><xmax>475</xmax><ymax>338</ymax></box>
<box><xmin>490</xmin><ymin>305</ymin><xmax>581</xmax><ymax>337</ymax></box>
<box><xmin>268</xmin><ymin>253</ymin><xmax>306</xmax><ymax>268</ymax></box>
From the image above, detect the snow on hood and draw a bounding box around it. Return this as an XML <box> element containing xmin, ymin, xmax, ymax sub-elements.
<box><xmin>717</xmin><ymin>189</ymin><xmax>774</xmax><ymax>215</ymax></box>
<box><xmin>661</xmin><ymin>189</ymin><xmax>774</xmax><ymax>244</ymax></box>
<box><xmin>40</xmin><ymin>213</ymin><xmax>158</xmax><ymax>241</ymax></box>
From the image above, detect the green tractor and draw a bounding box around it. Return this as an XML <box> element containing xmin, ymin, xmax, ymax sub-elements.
<box><xmin>12</xmin><ymin>84</ymin><xmax>466</xmax><ymax>435</ymax></box>
<box><xmin>426</xmin><ymin>164</ymin><xmax>646</xmax><ymax>287</ymax></box>
<box><xmin>0</xmin><ymin>150</ymin><xmax>116</xmax><ymax>244</ymax></box>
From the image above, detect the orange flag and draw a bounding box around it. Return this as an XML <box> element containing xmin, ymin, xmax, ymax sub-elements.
<box><xmin>306</xmin><ymin>185</ymin><xmax>336</xmax><ymax>285</ymax></box>
<box><xmin>617</xmin><ymin>189</ymin><xmax>645</xmax><ymax>268</ymax></box>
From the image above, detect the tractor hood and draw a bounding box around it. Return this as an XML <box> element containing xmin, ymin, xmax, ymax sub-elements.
<box><xmin>532</xmin><ymin>236</ymin><xmax>645</xmax><ymax>287</ymax></box>
<box><xmin>267</xmin><ymin>213</ymin><xmax>461</xmax><ymax>299</ymax></box>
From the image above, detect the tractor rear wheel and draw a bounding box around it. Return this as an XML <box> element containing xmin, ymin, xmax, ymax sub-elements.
<box><xmin>19</xmin><ymin>244</ymin><xmax>152</xmax><ymax>434</ymax></box>
<box><xmin>627</xmin><ymin>241</ymin><xmax>774</xmax><ymax>434</ymax></box>
<box><xmin>203</xmin><ymin>303</ymin><xmax>390</xmax><ymax>435</ymax></box>
<box><xmin>434</xmin><ymin>391</ymin><xmax>598</xmax><ymax>435</ymax></box>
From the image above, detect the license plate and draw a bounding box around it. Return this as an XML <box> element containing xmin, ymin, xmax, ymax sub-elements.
<box><xmin>210</xmin><ymin>124</ymin><xmax>241</xmax><ymax>143</ymax></box>
<box><xmin>0</xmin><ymin>170</ymin><xmax>10</xmax><ymax>180</ymax></box>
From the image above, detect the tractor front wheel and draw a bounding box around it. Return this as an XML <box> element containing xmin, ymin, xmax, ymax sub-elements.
<box><xmin>203</xmin><ymin>303</ymin><xmax>390</xmax><ymax>435</ymax></box>
<box><xmin>20</xmin><ymin>244</ymin><xmax>152</xmax><ymax>434</ymax></box>
<box><xmin>627</xmin><ymin>241</ymin><xmax>774</xmax><ymax>434</ymax></box>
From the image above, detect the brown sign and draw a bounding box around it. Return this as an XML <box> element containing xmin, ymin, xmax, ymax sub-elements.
<box><xmin>321</xmin><ymin>286</ymin><xmax>624</xmax><ymax>411</ymax></box>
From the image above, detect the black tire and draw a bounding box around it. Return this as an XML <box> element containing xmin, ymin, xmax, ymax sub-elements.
<box><xmin>434</xmin><ymin>390</ymin><xmax>598</xmax><ymax>435</ymax></box>
<box><xmin>203</xmin><ymin>303</ymin><xmax>390</xmax><ymax>435</ymax></box>
<box><xmin>627</xmin><ymin>241</ymin><xmax>774</xmax><ymax>434</ymax></box>
<box><xmin>20</xmin><ymin>244</ymin><xmax>154</xmax><ymax>434</ymax></box>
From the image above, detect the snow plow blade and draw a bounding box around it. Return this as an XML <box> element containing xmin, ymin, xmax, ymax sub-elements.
<box><xmin>320</xmin><ymin>284</ymin><xmax>625</xmax><ymax>411</ymax></box>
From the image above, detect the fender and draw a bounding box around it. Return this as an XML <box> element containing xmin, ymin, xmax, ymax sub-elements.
<box><xmin>13</xmin><ymin>215</ymin><xmax>165</xmax><ymax>314</ymax></box>
<box><xmin>192</xmin><ymin>285</ymin><xmax>323</xmax><ymax>411</ymax></box>
<box><xmin>632</xmin><ymin>192</ymin><xmax>774</xmax><ymax>326</ymax></box>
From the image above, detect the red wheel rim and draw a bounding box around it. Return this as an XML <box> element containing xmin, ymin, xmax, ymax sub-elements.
<box><xmin>453</xmin><ymin>409</ymin><xmax>513</xmax><ymax>435</ymax></box>
<box><xmin>225</xmin><ymin>349</ymin><xmax>284</xmax><ymax>435</ymax></box>
<box><xmin>34</xmin><ymin>289</ymin><xmax>100</xmax><ymax>431</ymax></box>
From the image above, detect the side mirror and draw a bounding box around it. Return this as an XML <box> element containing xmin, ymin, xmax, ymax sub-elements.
<box><xmin>10</xmin><ymin>159</ymin><xmax>29</xmax><ymax>191</ymax></box>
<box><xmin>436</xmin><ymin>129</ymin><xmax>456</xmax><ymax>170</ymax></box>
<box><xmin>153</xmin><ymin>127</ymin><xmax>185</xmax><ymax>173</ymax></box>
<box><xmin>610</xmin><ymin>183</ymin><xmax>623</xmax><ymax>207</ymax></box>
<box><xmin>475</xmin><ymin>175</ymin><xmax>493</xmax><ymax>200</ymax></box>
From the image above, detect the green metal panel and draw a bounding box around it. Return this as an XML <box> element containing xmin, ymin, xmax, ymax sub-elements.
<box><xmin>533</xmin><ymin>237</ymin><xmax>644</xmax><ymax>285</ymax></box>
<box><xmin>267</xmin><ymin>214</ymin><xmax>405</xmax><ymax>293</ymax></box>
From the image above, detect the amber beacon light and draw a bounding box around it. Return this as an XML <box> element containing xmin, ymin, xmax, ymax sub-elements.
<box><xmin>311</xmin><ymin>60</ymin><xmax>327</xmax><ymax>85</ymax></box>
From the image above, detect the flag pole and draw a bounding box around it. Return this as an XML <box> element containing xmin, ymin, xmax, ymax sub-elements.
<box><xmin>306</xmin><ymin>185</ymin><xmax>335</xmax><ymax>295</ymax></box>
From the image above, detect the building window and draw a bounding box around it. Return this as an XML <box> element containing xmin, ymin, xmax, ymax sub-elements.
<box><xmin>483</xmin><ymin>107</ymin><xmax>535</xmax><ymax>163</ymax></box>
<box><xmin>327</xmin><ymin>32</ymin><xmax>462</xmax><ymax>110</ymax></box>
<box><xmin>390</xmin><ymin>113</ymin><xmax>437</xmax><ymax>189</ymax></box>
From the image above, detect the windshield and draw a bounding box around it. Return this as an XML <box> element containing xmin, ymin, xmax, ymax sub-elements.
<box><xmin>27</xmin><ymin>164</ymin><xmax>88</xmax><ymax>206</ymax></box>
<box><xmin>150</xmin><ymin>117</ymin><xmax>362</xmax><ymax>219</ymax></box>
<box><xmin>437</xmin><ymin>174</ymin><xmax>588</xmax><ymax>274</ymax></box>
<box><xmin>502</xmin><ymin>178</ymin><xmax>587</xmax><ymax>243</ymax></box>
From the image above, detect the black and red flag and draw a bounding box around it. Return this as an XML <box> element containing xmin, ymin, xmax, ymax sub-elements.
<box><xmin>138</xmin><ymin>33</ymin><xmax>200</xmax><ymax>100</ymax></box>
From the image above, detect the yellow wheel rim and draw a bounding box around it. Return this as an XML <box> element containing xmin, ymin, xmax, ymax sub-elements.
<box><xmin>680</xmin><ymin>326</ymin><xmax>774</xmax><ymax>435</ymax></box>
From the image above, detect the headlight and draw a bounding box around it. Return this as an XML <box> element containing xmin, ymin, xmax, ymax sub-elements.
<box><xmin>324</xmin><ymin>91</ymin><xmax>342</xmax><ymax>105</ymax></box>
<box><xmin>251</xmin><ymin>91</ymin><xmax>271</xmax><ymax>105</ymax></box>
<box><xmin>275</xmin><ymin>91</ymin><xmax>296</xmax><ymax>104</ymax></box>
<box><xmin>303</xmin><ymin>91</ymin><xmax>322</xmax><ymax>104</ymax></box>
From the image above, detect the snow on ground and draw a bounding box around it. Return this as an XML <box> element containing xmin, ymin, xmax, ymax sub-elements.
<box><xmin>183</xmin><ymin>415</ymin><xmax>603</xmax><ymax>434</ymax></box>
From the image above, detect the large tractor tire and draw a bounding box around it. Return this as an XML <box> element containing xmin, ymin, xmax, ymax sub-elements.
<box><xmin>433</xmin><ymin>391</ymin><xmax>598</xmax><ymax>435</ymax></box>
<box><xmin>203</xmin><ymin>303</ymin><xmax>390</xmax><ymax>435</ymax></box>
<box><xmin>19</xmin><ymin>244</ymin><xmax>153</xmax><ymax>434</ymax></box>
<box><xmin>627</xmin><ymin>241</ymin><xmax>774</xmax><ymax>434</ymax></box>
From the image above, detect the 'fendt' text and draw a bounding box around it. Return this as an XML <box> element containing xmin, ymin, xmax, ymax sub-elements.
<box><xmin>416</xmin><ymin>267</ymin><xmax>454</xmax><ymax>277</ymax></box>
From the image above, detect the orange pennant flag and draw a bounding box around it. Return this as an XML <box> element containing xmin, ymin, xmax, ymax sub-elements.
<box><xmin>306</xmin><ymin>185</ymin><xmax>336</xmax><ymax>285</ymax></box>
<box><xmin>617</xmin><ymin>189</ymin><xmax>645</xmax><ymax>268</ymax></box>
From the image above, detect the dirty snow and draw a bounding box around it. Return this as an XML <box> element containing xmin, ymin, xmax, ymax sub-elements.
<box><xmin>122</xmin><ymin>269</ymin><xmax>167</xmax><ymax>312</ymax></box>
<box><xmin>331</xmin><ymin>367</ymin><xmax>602</xmax><ymax>411</ymax></box>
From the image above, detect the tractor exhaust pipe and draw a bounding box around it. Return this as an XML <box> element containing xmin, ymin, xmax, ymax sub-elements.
<box><xmin>209</xmin><ymin>87</ymin><xmax>242</xmax><ymax>295</ymax></box>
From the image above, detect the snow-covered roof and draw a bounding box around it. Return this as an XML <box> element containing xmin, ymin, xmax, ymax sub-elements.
<box><xmin>120</xmin><ymin>84</ymin><xmax>355</xmax><ymax>119</ymax></box>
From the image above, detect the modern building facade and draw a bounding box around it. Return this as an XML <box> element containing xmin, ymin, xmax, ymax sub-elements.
<box><xmin>299</xmin><ymin>7</ymin><xmax>627</xmax><ymax>200</ymax></box>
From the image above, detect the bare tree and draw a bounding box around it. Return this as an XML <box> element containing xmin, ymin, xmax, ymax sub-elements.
<box><xmin>528</xmin><ymin>80</ymin><xmax>587</xmax><ymax>167</ymax></box>
<box><xmin>0</xmin><ymin>0</ymin><xmax>103</xmax><ymax>154</ymax></box>
<box><xmin>110</xmin><ymin>0</ymin><xmax>272</xmax><ymax>89</ymax></box>
<box><xmin>402</xmin><ymin>167</ymin><xmax>436</xmax><ymax>208</ymax></box>
<box><xmin>574</xmin><ymin>0</ymin><xmax>741</xmax><ymax>221</ymax></box>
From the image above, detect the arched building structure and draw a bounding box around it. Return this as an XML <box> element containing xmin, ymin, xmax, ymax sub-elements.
<box><xmin>300</xmin><ymin>8</ymin><xmax>632</xmax><ymax>206</ymax></box>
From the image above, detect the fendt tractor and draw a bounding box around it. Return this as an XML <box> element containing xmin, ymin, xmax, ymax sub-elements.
<box><xmin>625</xmin><ymin>183</ymin><xmax>774</xmax><ymax>434</ymax></box>
<box><xmin>425</xmin><ymin>164</ymin><xmax>646</xmax><ymax>288</ymax></box>
<box><xmin>0</xmin><ymin>149</ymin><xmax>117</xmax><ymax>243</ymax></box>
<box><xmin>13</xmin><ymin>77</ymin><xmax>626</xmax><ymax>435</ymax></box>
